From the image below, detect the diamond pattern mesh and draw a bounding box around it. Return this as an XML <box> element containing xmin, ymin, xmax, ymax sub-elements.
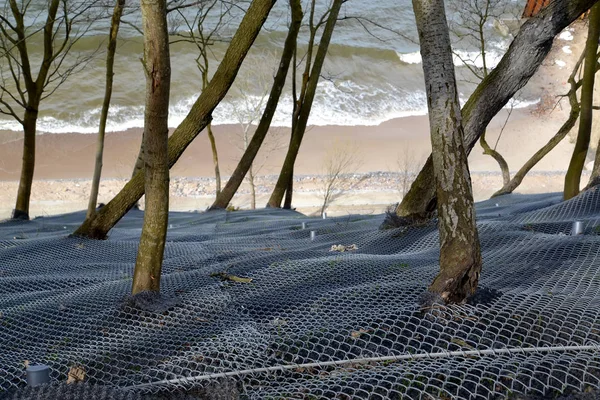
<box><xmin>1</xmin><ymin>189</ymin><xmax>600</xmax><ymax>399</ymax></box>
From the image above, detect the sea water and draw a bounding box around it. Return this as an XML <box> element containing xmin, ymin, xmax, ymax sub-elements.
<box><xmin>0</xmin><ymin>0</ymin><xmax>533</xmax><ymax>134</ymax></box>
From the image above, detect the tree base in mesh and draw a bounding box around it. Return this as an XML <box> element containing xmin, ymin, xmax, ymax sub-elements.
<box><xmin>11</xmin><ymin>209</ymin><xmax>29</xmax><ymax>220</ymax></box>
<box><xmin>428</xmin><ymin>261</ymin><xmax>481</xmax><ymax>304</ymax></box>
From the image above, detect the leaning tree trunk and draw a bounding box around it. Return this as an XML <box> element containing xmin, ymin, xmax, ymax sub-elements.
<box><xmin>131</xmin><ymin>141</ymin><xmax>145</xmax><ymax>178</ymax></box>
<box><xmin>394</xmin><ymin>0</ymin><xmax>600</xmax><ymax>220</ymax></box>
<box><xmin>283</xmin><ymin>171</ymin><xmax>294</xmax><ymax>209</ymax></box>
<box><xmin>412</xmin><ymin>0</ymin><xmax>481</xmax><ymax>304</ymax></box>
<box><xmin>13</xmin><ymin>107</ymin><xmax>38</xmax><ymax>220</ymax></box>
<box><xmin>210</xmin><ymin>0</ymin><xmax>302</xmax><ymax>209</ymax></box>
<box><xmin>493</xmin><ymin>49</ymin><xmax>585</xmax><ymax>198</ymax></box>
<box><xmin>587</xmin><ymin>139</ymin><xmax>600</xmax><ymax>188</ymax></box>
<box><xmin>564</xmin><ymin>3</ymin><xmax>600</xmax><ymax>200</ymax></box>
<box><xmin>73</xmin><ymin>0</ymin><xmax>277</xmax><ymax>239</ymax></box>
<box><xmin>130</xmin><ymin>140</ymin><xmax>144</xmax><ymax>210</ymax></box>
<box><xmin>266</xmin><ymin>0</ymin><xmax>343</xmax><ymax>209</ymax></box>
<box><xmin>131</xmin><ymin>0</ymin><xmax>171</xmax><ymax>295</ymax></box>
<box><xmin>206</xmin><ymin>123</ymin><xmax>221</xmax><ymax>195</ymax></box>
<box><xmin>87</xmin><ymin>0</ymin><xmax>125</xmax><ymax>219</ymax></box>
<box><xmin>479</xmin><ymin>130</ymin><xmax>510</xmax><ymax>187</ymax></box>
<box><xmin>248</xmin><ymin>164</ymin><xmax>256</xmax><ymax>209</ymax></box>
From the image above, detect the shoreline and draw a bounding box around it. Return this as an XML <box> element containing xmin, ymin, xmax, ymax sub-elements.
<box><xmin>0</xmin><ymin>171</ymin><xmax>587</xmax><ymax>220</ymax></box>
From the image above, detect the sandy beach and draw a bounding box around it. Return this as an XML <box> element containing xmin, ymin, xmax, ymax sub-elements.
<box><xmin>0</xmin><ymin>21</ymin><xmax>593</xmax><ymax>220</ymax></box>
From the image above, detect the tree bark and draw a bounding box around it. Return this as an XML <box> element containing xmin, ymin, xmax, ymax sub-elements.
<box><xmin>522</xmin><ymin>0</ymin><xmax>551</xmax><ymax>18</ymax></box>
<box><xmin>13</xmin><ymin>108</ymin><xmax>38</xmax><ymax>219</ymax></box>
<box><xmin>412</xmin><ymin>0</ymin><xmax>481</xmax><ymax>304</ymax></box>
<box><xmin>131</xmin><ymin>141</ymin><xmax>145</xmax><ymax>178</ymax></box>
<box><xmin>283</xmin><ymin>172</ymin><xmax>294</xmax><ymax>209</ymax></box>
<box><xmin>211</xmin><ymin>0</ymin><xmax>302</xmax><ymax>209</ymax></box>
<box><xmin>87</xmin><ymin>0</ymin><xmax>125</xmax><ymax>219</ymax></box>
<box><xmin>267</xmin><ymin>0</ymin><xmax>343</xmax><ymax>209</ymax></box>
<box><xmin>74</xmin><ymin>0</ymin><xmax>277</xmax><ymax>239</ymax></box>
<box><xmin>131</xmin><ymin>0</ymin><xmax>171</xmax><ymax>295</ymax></box>
<box><xmin>588</xmin><ymin>138</ymin><xmax>600</xmax><ymax>187</ymax></box>
<box><xmin>564</xmin><ymin>3</ymin><xmax>600</xmax><ymax>200</ymax></box>
<box><xmin>396</xmin><ymin>0</ymin><xmax>600</xmax><ymax>219</ymax></box>
<box><xmin>493</xmin><ymin>49</ymin><xmax>585</xmax><ymax>197</ymax></box>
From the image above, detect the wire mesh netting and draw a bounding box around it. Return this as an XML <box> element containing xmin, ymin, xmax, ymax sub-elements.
<box><xmin>1</xmin><ymin>190</ymin><xmax>600</xmax><ymax>399</ymax></box>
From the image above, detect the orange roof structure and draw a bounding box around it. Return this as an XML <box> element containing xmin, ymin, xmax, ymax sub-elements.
<box><xmin>522</xmin><ymin>0</ymin><xmax>550</xmax><ymax>18</ymax></box>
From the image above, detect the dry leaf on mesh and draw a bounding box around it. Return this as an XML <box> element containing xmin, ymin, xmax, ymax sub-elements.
<box><xmin>67</xmin><ymin>365</ymin><xmax>86</xmax><ymax>384</ymax></box>
<box><xmin>23</xmin><ymin>360</ymin><xmax>30</xmax><ymax>369</ymax></box>
<box><xmin>350</xmin><ymin>328</ymin><xmax>370</xmax><ymax>339</ymax></box>
<box><xmin>210</xmin><ymin>272</ymin><xmax>253</xmax><ymax>283</ymax></box>
<box><xmin>330</xmin><ymin>244</ymin><xmax>358</xmax><ymax>252</ymax></box>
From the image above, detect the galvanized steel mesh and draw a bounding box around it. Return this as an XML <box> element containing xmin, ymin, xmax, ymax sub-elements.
<box><xmin>1</xmin><ymin>189</ymin><xmax>600</xmax><ymax>399</ymax></box>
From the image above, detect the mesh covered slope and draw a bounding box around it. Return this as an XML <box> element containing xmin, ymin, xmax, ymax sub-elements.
<box><xmin>0</xmin><ymin>190</ymin><xmax>600</xmax><ymax>399</ymax></box>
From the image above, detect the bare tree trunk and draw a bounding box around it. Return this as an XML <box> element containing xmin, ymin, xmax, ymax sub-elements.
<box><xmin>493</xmin><ymin>50</ymin><xmax>585</xmax><ymax>197</ymax></box>
<box><xmin>130</xmin><ymin>140</ymin><xmax>144</xmax><ymax>210</ymax></box>
<box><xmin>87</xmin><ymin>0</ymin><xmax>125</xmax><ymax>219</ymax></box>
<box><xmin>248</xmin><ymin>164</ymin><xmax>256</xmax><ymax>209</ymax></box>
<box><xmin>283</xmin><ymin>166</ymin><xmax>294</xmax><ymax>209</ymax></box>
<box><xmin>496</xmin><ymin>109</ymin><xmax>580</xmax><ymax>197</ymax></box>
<box><xmin>564</xmin><ymin>3</ymin><xmax>600</xmax><ymax>200</ymax></box>
<box><xmin>13</xmin><ymin>108</ymin><xmax>38</xmax><ymax>219</ymax></box>
<box><xmin>11</xmin><ymin>0</ymin><xmax>61</xmax><ymax>220</ymax></box>
<box><xmin>588</xmin><ymin>145</ymin><xmax>600</xmax><ymax>188</ymax></box>
<box><xmin>283</xmin><ymin>126</ymin><xmax>296</xmax><ymax>209</ymax></box>
<box><xmin>395</xmin><ymin>0</ymin><xmax>600</xmax><ymax>219</ymax></box>
<box><xmin>131</xmin><ymin>0</ymin><xmax>171</xmax><ymax>295</ymax></box>
<box><xmin>412</xmin><ymin>0</ymin><xmax>481</xmax><ymax>303</ymax></box>
<box><xmin>211</xmin><ymin>0</ymin><xmax>302</xmax><ymax>209</ymax></box>
<box><xmin>74</xmin><ymin>0</ymin><xmax>277</xmax><ymax>239</ymax></box>
<box><xmin>132</xmin><ymin>141</ymin><xmax>145</xmax><ymax>178</ymax></box>
<box><xmin>206</xmin><ymin>123</ymin><xmax>221</xmax><ymax>195</ymax></box>
<box><xmin>202</xmin><ymin>53</ymin><xmax>221</xmax><ymax>196</ymax></box>
<box><xmin>267</xmin><ymin>0</ymin><xmax>343</xmax><ymax>209</ymax></box>
<box><xmin>479</xmin><ymin>131</ymin><xmax>510</xmax><ymax>187</ymax></box>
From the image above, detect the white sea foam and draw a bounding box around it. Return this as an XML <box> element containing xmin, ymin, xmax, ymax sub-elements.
<box><xmin>397</xmin><ymin>49</ymin><xmax>504</xmax><ymax>69</ymax></box>
<box><xmin>0</xmin><ymin>81</ymin><xmax>539</xmax><ymax>133</ymax></box>
<box><xmin>396</xmin><ymin>51</ymin><xmax>422</xmax><ymax>65</ymax></box>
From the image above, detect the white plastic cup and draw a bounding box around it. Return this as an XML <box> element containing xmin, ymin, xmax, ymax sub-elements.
<box><xmin>301</xmin><ymin>222</ymin><xmax>307</xmax><ymax>230</ymax></box>
<box><xmin>310</xmin><ymin>231</ymin><xmax>316</xmax><ymax>241</ymax></box>
<box><xmin>322</xmin><ymin>212</ymin><xmax>327</xmax><ymax>219</ymax></box>
<box><xmin>572</xmin><ymin>221</ymin><xmax>584</xmax><ymax>235</ymax></box>
<box><xmin>27</xmin><ymin>364</ymin><xmax>50</xmax><ymax>387</ymax></box>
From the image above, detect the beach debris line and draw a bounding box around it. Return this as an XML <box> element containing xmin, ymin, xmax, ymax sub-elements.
<box><xmin>350</xmin><ymin>328</ymin><xmax>371</xmax><ymax>339</ymax></box>
<box><xmin>330</xmin><ymin>244</ymin><xmax>358</xmax><ymax>252</ymax></box>
<box><xmin>210</xmin><ymin>272</ymin><xmax>253</xmax><ymax>283</ymax></box>
<box><xmin>67</xmin><ymin>366</ymin><xmax>86</xmax><ymax>384</ymax></box>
